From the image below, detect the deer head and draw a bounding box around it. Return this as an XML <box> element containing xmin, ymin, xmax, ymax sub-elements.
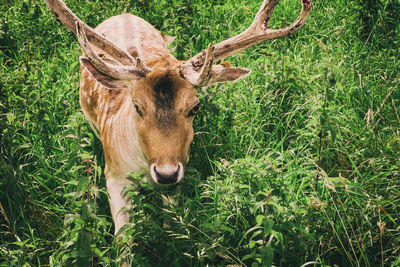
<box><xmin>44</xmin><ymin>0</ymin><xmax>313</xmax><ymax>185</ymax></box>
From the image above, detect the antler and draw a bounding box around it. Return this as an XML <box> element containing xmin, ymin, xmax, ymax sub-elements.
<box><xmin>44</xmin><ymin>0</ymin><xmax>150</xmax><ymax>77</ymax></box>
<box><xmin>181</xmin><ymin>0</ymin><xmax>313</xmax><ymax>74</ymax></box>
<box><xmin>76</xmin><ymin>22</ymin><xmax>150</xmax><ymax>78</ymax></box>
<box><xmin>182</xmin><ymin>44</ymin><xmax>215</xmax><ymax>87</ymax></box>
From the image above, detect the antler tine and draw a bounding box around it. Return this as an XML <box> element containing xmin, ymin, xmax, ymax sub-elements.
<box><xmin>44</xmin><ymin>0</ymin><xmax>137</xmax><ymax>66</ymax></box>
<box><xmin>181</xmin><ymin>44</ymin><xmax>215</xmax><ymax>87</ymax></box>
<box><xmin>182</xmin><ymin>0</ymin><xmax>313</xmax><ymax>70</ymax></box>
<box><xmin>249</xmin><ymin>0</ymin><xmax>280</xmax><ymax>32</ymax></box>
<box><xmin>76</xmin><ymin>22</ymin><xmax>150</xmax><ymax>79</ymax></box>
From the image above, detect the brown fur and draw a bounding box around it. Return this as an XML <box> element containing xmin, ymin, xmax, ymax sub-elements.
<box><xmin>45</xmin><ymin>0</ymin><xmax>313</xmax><ymax>237</ymax></box>
<box><xmin>79</xmin><ymin>14</ymin><xmax>197</xmax><ymax>180</ymax></box>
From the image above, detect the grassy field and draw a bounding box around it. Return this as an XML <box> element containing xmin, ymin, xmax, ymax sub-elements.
<box><xmin>1</xmin><ymin>0</ymin><xmax>399</xmax><ymax>266</ymax></box>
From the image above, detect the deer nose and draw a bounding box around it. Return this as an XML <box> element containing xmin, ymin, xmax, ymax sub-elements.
<box><xmin>151</xmin><ymin>163</ymin><xmax>182</xmax><ymax>184</ymax></box>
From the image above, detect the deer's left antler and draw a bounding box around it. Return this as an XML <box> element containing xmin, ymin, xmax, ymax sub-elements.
<box><xmin>180</xmin><ymin>0</ymin><xmax>313</xmax><ymax>81</ymax></box>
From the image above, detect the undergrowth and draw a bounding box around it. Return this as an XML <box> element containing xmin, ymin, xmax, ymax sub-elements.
<box><xmin>1</xmin><ymin>0</ymin><xmax>399</xmax><ymax>266</ymax></box>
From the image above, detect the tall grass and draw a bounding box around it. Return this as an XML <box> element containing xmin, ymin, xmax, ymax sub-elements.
<box><xmin>1</xmin><ymin>0</ymin><xmax>399</xmax><ymax>266</ymax></box>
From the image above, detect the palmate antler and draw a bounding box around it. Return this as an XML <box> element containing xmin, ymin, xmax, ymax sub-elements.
<box><xmin>44</xmin><ymin>0</ymin><xmax>151</xmax><ymax>78</ymax></box>
<box><xmin>75</xmin><ymin>22</ymin><xmax>150</xmax><ymax>79</ymax></box>
<box><xmin>180</xmin><ymin>0</ymin><xmax>313</xmax><ymax>86</ymax></box>
<box><xmin>45</xmin><ymin>0</ymin><xmax>312</xmax><ymax>87</ymax></box>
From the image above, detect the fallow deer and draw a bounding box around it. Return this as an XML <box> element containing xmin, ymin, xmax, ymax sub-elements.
<box><xmin>44</xmin><ymin>0</ymin><xmax>313</xmax><ymax>234</ymax></box>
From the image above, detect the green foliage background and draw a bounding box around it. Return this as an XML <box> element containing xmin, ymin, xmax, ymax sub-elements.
<box><xmin>0</xmin><ymin>0</ymin><xmax>399</xmax><ymax>266</ymax></box>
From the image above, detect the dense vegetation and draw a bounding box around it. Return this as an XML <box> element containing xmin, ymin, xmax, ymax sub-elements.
<box><xmin>1</xmin><ymin>0</ymin><xmax>399</xmax><ymax>266</ymax></box>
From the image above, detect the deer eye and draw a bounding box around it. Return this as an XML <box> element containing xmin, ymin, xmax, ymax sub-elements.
<box><xmin>134</xmin><ymin>104</ymin><xmax>143</xmax><ymax>117</ymax></box>
<box><xmin>188</xmin><ymin>103</ymin><xmax>200</xmax><ymax>117</ymax></box>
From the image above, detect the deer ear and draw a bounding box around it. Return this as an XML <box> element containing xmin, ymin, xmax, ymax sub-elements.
<box><xmin>161</xmin><ymin>33</ymin><xmax>176</xmax><ymax>46</ymax></box>
<box><xmin>206</xmin><ymin>65</ymin><xmax>251</xmax><ymax>87</ymax></box>
<box><xmin>79</xmin><ymin>57</ymin><xmax>132</xmax><ymax>90</ymax></box>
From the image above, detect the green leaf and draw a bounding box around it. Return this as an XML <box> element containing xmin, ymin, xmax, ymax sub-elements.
<box><xmin>78</xmin><ymin>230</ymin><xmax>92</xmax><ymax>258</ymax></box>
<box><xmin>220</xmin><ymin>225</ymin><xmax>235</xmax><ymax>235</ymax></box>
<box><xmin>256</xmin><ymin>215</ymin><xmax>265</xmax><ymax>226</ymax></box>
<box><xmin>77</xmin><ymin>176</ymin><xmax>89</xmax><ymax>192</ymax></box>
<box><xmin>6</xmin><ymin>113</ymin><xmax>14</xmax><ymax>123</ymax></box>
<box><xmin>80</xmin><ymin>203</ymin><xmax>89</xmax><ymax>220</ymax></box>
<box><xmin>263</xmin><ymin>218</ymin><xmax>274</xmax><ymax>235</ymax></box>
<box><xmin>261</xmin><ymin>246</ymin><xmax>273</xmax><ymax>267</ymax></box>
<box><xmin>143</xmin><ymin>203</ymin><xmax>158</xmax><ymax>213</ymax></box>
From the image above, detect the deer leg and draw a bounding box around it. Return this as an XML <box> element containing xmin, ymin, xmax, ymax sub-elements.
<box><xmin>106</xmin><ymin>176</ymin><xmax>132</xmax><ymax>234</ymax></box>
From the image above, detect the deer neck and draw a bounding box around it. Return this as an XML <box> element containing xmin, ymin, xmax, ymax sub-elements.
<box><xmin>99</xmin><ymin>90</ymin><xmax>147</xmax><ymax>179</ymax></box>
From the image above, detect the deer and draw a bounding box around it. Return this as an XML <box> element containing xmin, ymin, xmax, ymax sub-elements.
<box><xmin>44</xmin><ymin>0</ymin><xmax>313</xmax><ymax>235</ymax></box>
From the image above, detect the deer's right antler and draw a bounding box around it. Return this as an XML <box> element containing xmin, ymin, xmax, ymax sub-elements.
<box><xmin>44</xmin><ymin>0</ymin><xmax>151</xmax><ymax>77</ymax></box>
<box><xmin>76</xmin><ymin>22</ymin><xmax>150</xmax><ymax>78</ymax></box>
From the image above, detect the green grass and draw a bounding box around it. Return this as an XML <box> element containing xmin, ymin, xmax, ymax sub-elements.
<box><xmin>1</xmin><ymin>0</ymin><xmax>399</xmax><ymax>266</ymax></box>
